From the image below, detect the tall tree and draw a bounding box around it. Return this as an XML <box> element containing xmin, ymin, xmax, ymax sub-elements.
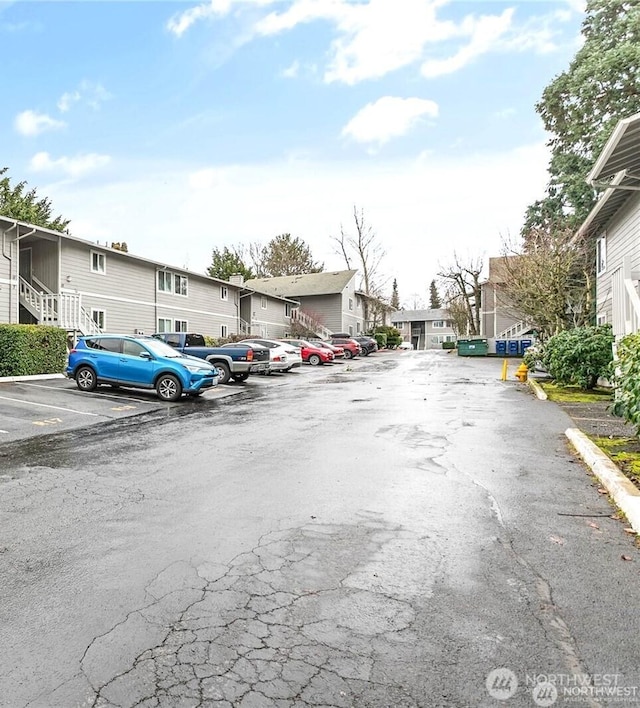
<box><xmin>254</xmin><ymin>234</ymin><xmax>323</xmax><ymax>277</ymax></box>
<box><xmin>499</xmin><ymin>227</ymin><xmax>594</xmax><ymax>340</ymax></box>
<box><xmin>208</xmin><ymin>245</ymin><xmax>254</xmax><ymax>281</ymax></box>
<box><xmin>0</xmin><ymin>167</ymin><xmax>69</xmax><ymax>231</ymax></box>
<box><xmin>429</xmin><ymin>280</ymin><xmax>441</xmax><ymax>309</ymax></box>
<box><xmin>332</xmin><ymin>206</ymin><xmax>387</xmax><ymax>326</ymax></box>
<box><xmin>525</xmin><ymin>0</ymin><xmax>640</xmax><ymax>234</ymax></box>
<box><xmin>390</xmin><ymin>278</ymin><xmax>400</xmax><ymax>310</ymax></box>
<box><xmin>437</xmin><ymin>255</ymin><xmax>483</xmax><ymax>335</ymax></box>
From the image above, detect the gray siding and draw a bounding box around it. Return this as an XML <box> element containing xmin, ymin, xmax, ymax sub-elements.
<box><xmin>297</xmin><ymin>294</ymin><xmax>343</xmax><ymax>333</ymax></box>
<box><xmin>248</xmin><ymin>293</ymin><xmax>292</xmax><ymax>338</ymax></box>
<box><xmin>60</xmin><ymin>241</ymin><xmax>242</xmax><ymax>336</ymax></box>
<box><xmin>597</xmin><ymin>192</ymin><xmax>640</xmax><ymax>329</ymax></box>
<box><xmin>0</xmin><ymin>236</ymin><xmax>13</xmax><ymax>323</ymax></box>
<box><xmin>29</xmin><ymin>239</ymin><xmax>59</xmax><ymax>291</ymax></box>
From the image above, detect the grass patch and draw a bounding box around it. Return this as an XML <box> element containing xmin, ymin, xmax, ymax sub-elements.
<box><xmin>539</xmin><ymin>382</ymin><xmax>613</xmax><ymax>403</ymax></box>
<box><xmin>590</xmin><ymin>436</ymin><xmax>640</xmax><ymax>489</ymax></box>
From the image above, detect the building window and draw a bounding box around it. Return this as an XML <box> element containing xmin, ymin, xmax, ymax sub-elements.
<box><xmin>348</xmin><ymin>298</ymin><xmax>353</xmax><ymax>311</ymax></box>
<box><xmin>91</xmin><ymin>251</ymin><xmax>106</xmax><ymax>274</ymax></box>
<box><xmin>91</xmin><ymin>308</ymin><xmax>105</xmax><ymax>329</ymax></box>
<box><xmin>174</xmin><ymin>274</ymin><xmax>188</xmax><ymax>296</ymax></box>
<box><xmin>175</xmin><ymin>320</ymin><xmax>188</xmax><ymax>332</ymax></box>
<box><xmin>285</xmin><ymin>303</ymin><xmax>293</xmax><ymax>317</ymax></box>
<box><xmin>157</xmin><ymin>271</ymin><xmax>172</xmax><ymax>292</ymax></box>
<box><xmin>221</xmin><ymin>286</ymin><xmax>228</xmax><ymax>301</ymax></box>
<box><xmin>157</xmin><ymin>318</ymin><xmax>172</xmax><ymax>332</ymax></box>
<box><xmin>396</xmin><ymin>321</ymin><xmax>404</xmax><ymax>328</ymax></box>
<box><xmin>433</xmin><ymin>321</ymin><xmax>445</xmax><ymax>328</ymax></box>
<box><xmin>261</xmin><ymin>296</ymin><xmax>267</xmax><ymax>309</ymax></box>
<box><xmin>596</xmin><ymin>313</ymin><xmax>607</xmax><ymax>325</ymax></box>
<box><xmin>221</xmin><ymin>324</ymin><xmax>228</xmax><ymax>338</ymax></box>
<box><xmin>596</xmin><ymin>235</ymin><xmax>606</xmax><ymax>275</ymax></box>
<box><xmin>356</xmin><ymin>322</ymin><xmax>361</xmax><ymax>333</ymax></box>
<box><xmin>348</xmin><ymin>325</ymin><xmax>353</xmax><ymax>336</ymax></box>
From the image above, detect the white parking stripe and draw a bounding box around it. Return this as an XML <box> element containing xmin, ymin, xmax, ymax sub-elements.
<box><xmin>20</xmin><ymin>383</ymin><xmax>153</xmax><ymax>405</ymax></box>
<box><xmin>0</xmin><ymin>395</ymin><xmax>99</xmax><ymax>416</ymax></box>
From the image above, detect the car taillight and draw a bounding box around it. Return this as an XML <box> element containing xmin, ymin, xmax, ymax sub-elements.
<box><xmin>247</xmin><ymin>349</ymin><xmax>253</xmax><ymax>361</ymax></box>
<box><xmin>273</xmin><ymin>355</ymin><xmax>282</xmax><ymax>361</ymax></box>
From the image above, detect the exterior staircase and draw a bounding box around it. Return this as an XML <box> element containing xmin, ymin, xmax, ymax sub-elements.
<box><xmin>291</xmin><ymin>309</ymin><xmax>333</xmax><ymax>339</ymax></box>
<box><xmin>497</xmin><ymin>320</ymin><xmax>535</xmax><ymax>339</ymax></box>
<box><xmin>19</xmin><ymin>276</ymin><xmax>102</xmax><ymax>336</ymax></box>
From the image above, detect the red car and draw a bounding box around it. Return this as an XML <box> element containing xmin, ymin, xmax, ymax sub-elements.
<box><xmin>329</xmin><ymin>337</ymin><xmax>361</xmax><ymax>359</ymax></box>
<box><xmin>279</xmin><ymin>339</ymin><xmax>334</xmax><ymax>365</ymax></box>
<box><xmin>312</xmin><ymin>340</ymin><xmax>345</xmax><ymax>359</ymax></box>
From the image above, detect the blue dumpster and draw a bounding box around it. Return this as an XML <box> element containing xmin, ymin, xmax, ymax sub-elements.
<box><xmin>507</xmin><ymin>340</ymin><xmax>519</xmax><ymax>356</ymax></box>
<box><xmin>496</xmin><ymin>340</ymin><xmax>507</xmax><ymax>355</ymax></box>
<box><xmin>520</xmin><ymin>339</ymin><xmax>533</xmax><ymax>355</ymax></box>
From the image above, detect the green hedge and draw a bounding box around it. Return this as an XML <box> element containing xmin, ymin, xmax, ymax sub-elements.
<box><xmin>0</xmin><ymin>324</ymin><xmax>67</xmax><ymax>376</ymax></box>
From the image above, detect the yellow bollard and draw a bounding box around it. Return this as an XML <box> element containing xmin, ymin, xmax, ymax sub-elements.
<box><xmin>501</xmin><ymin>359</ymin><xmax>508</xmax><ymax>381</ymax></box>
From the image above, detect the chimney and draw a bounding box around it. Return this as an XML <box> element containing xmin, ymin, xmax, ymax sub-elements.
<box><xmin>229</xmin><ymin>273</ymin><xmax>244</xmax><ymax>286</ymax></box>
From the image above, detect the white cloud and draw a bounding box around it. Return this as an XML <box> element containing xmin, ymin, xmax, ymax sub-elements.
<box><xmin>58</xmin><ymin>81</ymin><xmax>112</xmax><ymax>112</ymax></box>
<box><xmin>29</xmin><ymin>152</ymin><xmax>111</xmax><ymax>178</ymax></box>
<box><xmin>421</xmin><ymin>9</ymin><xmax>514</xmax><ymax>78</ymax></box>
<box><xmin>282</xmin><ymin>59</ymin><xmax>300</xmax><ymax>78</ymax></box>
<box><xmin>342</xmin><ymin>96</ymin><xmax>438</xmax><ymax>146</ymax></box>
<box><xmin>14</xmin><ymin>110</ymin><xmax>65</xmax><ymax>136</ymax></box>
<box><xmin>45</xmin><ymin>141</ymin><xmax>550</xmax><ymax>297</ymax></box>
<box><xmin>166</xmin><ymin>0</ymin><xmax>582</xmax><ymax>83</ymax></box>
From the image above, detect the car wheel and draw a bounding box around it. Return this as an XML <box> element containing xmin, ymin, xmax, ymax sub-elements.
<box><xmin>308</xmin><ymin>354</ymin><xmax>321</xmax><ymax>366</ymax></box>
<box><xmin>232</xmin><ymin>372</ymin><xmax>250</xmax><ymax>382</ymax></box>
<box><xmin>76</xmin><ymin>366</ymin><xmax>97</xmax><ymax>392</ymax></box>
<box><xmin>156</xmin><ymin>374</ymin><xmax>182</xmax><ymax>402</ymax></box>
<box><xmin>343</xmin><ymin>349</ymin><xmax>353</xmax><ymax>359</ymax></box>
<box><xmin>214</xmin><ymin>362</ymin><xmax>231</xmax><ymax>384</ymax></box>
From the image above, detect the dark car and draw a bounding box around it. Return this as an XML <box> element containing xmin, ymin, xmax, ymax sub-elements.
<box><xmin>353</xmin><ymin>336</ymin><xmax>378</xmax><ymax>356</ymax></box>
<box><xmin>66</xmin><ymin>334</ymin><xmax>218</xmax><ymax>401</ymax></box>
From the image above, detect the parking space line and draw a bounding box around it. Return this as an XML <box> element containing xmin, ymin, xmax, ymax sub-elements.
<box><xmin>0</xmin><ymin>395</ymin><xmax>99</xmax><ymax>416</ymax></box>
<box><xmin>20</xmin><ymin>383</ymin><xmax>156</xmax><ymax>405</ymax></box>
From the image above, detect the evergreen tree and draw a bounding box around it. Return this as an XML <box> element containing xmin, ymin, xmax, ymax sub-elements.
<box><xmin>429</xmin><ymin>280</ymin><xmax>441</xmax><ymax>309</ymax></box>
<box><xmin>390</xmin><ymin>278</ymin><xmax>400</xmax><ymax>309</ymax></box>
<box><xmin>207</xmin><ymin>246</ymin><xmax>254</xmax><ymax>281</ymax></box>
<box><xmin>258</xmin><ymin>234</ymin><xmax>323</xmax><ymax>277</ymax></box>
<box><xmin>0</xmin><ymin>167</ymin><xmax>69</xmax><ymax>231</ymax></box>
<box><xmin>525</xmin><ymin>0</ymin><xmax>640</xmax><ymax>234</ymax></box>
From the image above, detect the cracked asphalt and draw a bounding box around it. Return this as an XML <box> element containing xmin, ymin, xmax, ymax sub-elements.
<box><xmin>1</xmin><ymin>351</ymin><xmax>639</xmax><ymax>708</ymax></box>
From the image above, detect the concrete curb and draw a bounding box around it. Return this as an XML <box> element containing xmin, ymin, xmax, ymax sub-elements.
<box><xmin>0</xmin><ymin>373</ymin><xmax>66</xmax><ymax>383</ymax></box>
<box><xmin>566</xmin><ymin>427</ymin><xmax>640</xmax><ymax>535</ymax></box>
<box><xmin>527</xmin><ymin>377</ymin><xmax>548</xmax><ymax>400</ymax></box>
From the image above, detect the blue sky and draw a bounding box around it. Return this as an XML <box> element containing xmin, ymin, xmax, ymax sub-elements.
<box><xmin>1</xmin><ymin>0</ymin><xmax>585</xmax><ymax>306</ymax></box>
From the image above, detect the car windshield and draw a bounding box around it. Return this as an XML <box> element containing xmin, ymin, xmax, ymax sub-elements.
<box><xmin>143</xmin><ymin>339</ymin><xmax>184</xmax><ymax>358</ymax></box>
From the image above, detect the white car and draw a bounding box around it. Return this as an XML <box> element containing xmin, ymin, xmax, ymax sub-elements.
<box><xmin>241</xmin><ymin>338</ymin><xmax>303</xmax><ymax>372</ymax></box>
<box><xmin>398</xmin><ymin>340</ymin><xmax>414</xmax><ymax>350</ymax></box>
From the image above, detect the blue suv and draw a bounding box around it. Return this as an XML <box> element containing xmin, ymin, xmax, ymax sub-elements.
<box><xmin>66</xmin><ymin>334</ymin><xmax>218</xmax><ymax>401</ymax></box>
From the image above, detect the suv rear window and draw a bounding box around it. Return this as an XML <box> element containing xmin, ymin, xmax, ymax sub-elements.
<box><xmin>85</xmin><ymin>337</ymin><xmax>121</xmax><ymax>352</ymax></box>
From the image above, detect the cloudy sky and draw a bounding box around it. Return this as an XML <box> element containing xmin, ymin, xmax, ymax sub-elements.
<box><xmin>1</xmin><ymin>0</ymin><xmax>585</xmax><ymax>307</ymax></box>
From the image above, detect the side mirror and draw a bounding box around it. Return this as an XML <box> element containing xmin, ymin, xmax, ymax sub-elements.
<box><xmin>140</xmin><ymin>351</ymin><xmax>152</xmax><ymax>359</ymax></box>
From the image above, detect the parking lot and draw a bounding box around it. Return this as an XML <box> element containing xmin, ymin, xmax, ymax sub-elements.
<box><xmin>0</xmin><ymin>356</ymin><xmax>381</xmax><ymax>443</ymax></box>
<box><xmin>0</xmin><ymin>374</ymin><xmax>243</xmax><ymax>443</ymax></box>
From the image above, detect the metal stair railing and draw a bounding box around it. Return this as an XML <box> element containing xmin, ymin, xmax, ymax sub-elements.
<box><xmin>291</xmin><ymin>309</ymin><xmax>333</xmax><ymax>339</ymax></box>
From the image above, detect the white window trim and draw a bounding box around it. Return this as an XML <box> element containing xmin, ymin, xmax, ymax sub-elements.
<box><xmin>90</xmin><ymin>250</ymin><xmax>106</xmax><ymax>275</ymax></box>
<box><xmin>596</xmin><ymin>234</ymin><xmax>607</xmax><ymax>275</ymax></box>
<box><xmin>261</xmin><ymin>297</ymin><xmax>268</xmax><ymax>310</ymax></box>
<box><xmin>91</xmin><ymin>308</ymin><xmax>106</xmax><ymax>329</ymax></box>
<box><xmin>175</xmin><ymin>320</ymin><xmax>188</xmax><ymax>332</ymax></box>
<box><xmin>157</xmin><ymin>318</ymin><xmax>172</xmax><ymax>332</ymax></box>
<box><xmin>221</xmin><ymin>285</ymin><xmax>228</xmax><ymax>301</ymax></box>
<box><xmin>221</xmin><ymin>324</ymin><xmax>228</xmax><ymax>338</ymax></box>
<box><xmin>157</xmin><ymin>269</ymin><xmax>189</xmax><ymax>296</ymax></box>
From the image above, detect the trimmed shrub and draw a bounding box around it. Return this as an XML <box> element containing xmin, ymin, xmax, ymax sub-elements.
<box><xmin>541</xmin><ymin>325</ymin><xmax>614</xmax><ymax>390</ymax></box>
<box><xmin>442</xmin><ymin>341</ymin><xmax>456</xmax><ymax>350</ymax></box>
<box><xmin>373</xmin><ymin>325</ymin><xmax>402</xmax><ymax>349</ymax></box>
<box><xmin>0</xmin><ymin>324</ymin><xmax>67</xmax><ymax>376</ymax></box>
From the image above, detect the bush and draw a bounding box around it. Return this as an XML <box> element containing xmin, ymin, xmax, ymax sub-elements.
<box><xmin>373</xmin><ymin>325</ymin><xmax>402</xmax><ymax>349</ymax></box>
<box><xmin>0</xmin><ymin>324</ymin><xmax>67</xmax><ymax>376</ymax></box>
<box><xmin>541</xmin><ymin>325</ymin><xmax>614</xmax><ymax>390</ymax></box>
<box><xmin>373</xmin><ymin>332</ymin><xmax>387</xmax><ymax>349</ymax></box>
<box><xmin>442</xmin><ymin>341</ymin><xmax>456</xmax><ymax>350</ymax></box>
<box><xmin>612</xmin><ymin>333</ymin><xmax>640</xmax><ymax>432</ymax></box>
